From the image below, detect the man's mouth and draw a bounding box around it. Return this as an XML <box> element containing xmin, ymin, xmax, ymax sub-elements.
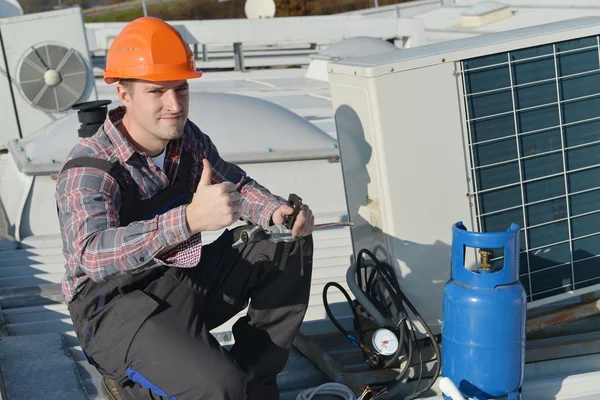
<box><xmin>160</xmin><ymin>115</ymin><xmax>182</xmax><ymax>120</ymax></box>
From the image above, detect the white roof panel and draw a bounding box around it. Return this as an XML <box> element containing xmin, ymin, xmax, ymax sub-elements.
<box><xmin>188</xmin><ymin>79</ymin><xmax>269</xmax><ymax>91</ymax></box>
<box><xmin>255</xmin><ymin>77</ymin><xmax>330</xmax><ymax>89</ymax></box>
<box><xmin>247</xmin><ymin>93</ymin><xmax>331</xmax><ymax>110</ymax></box>
<box><xmin>329</xmin><ymin>16</ymin><xmax>600</xmax><ymax>76</ymax></box>
<box><xmin>461</xmin><ymin>1</ymin><xmax>508</xmax><ymax>16</ymax></box>
<box><xmin>415</xmin><ymin>0</ymin><xmax>600</xmax><ymax>45</ymax></box>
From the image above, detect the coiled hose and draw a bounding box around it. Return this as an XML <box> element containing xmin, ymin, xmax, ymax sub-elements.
<box><xmin>346</xmin><ymin>261</ymin><xmax>390</xmax><ymax>328</ymax></box>
<box><xmin>323</xmin><ymin>248</ymin><xmax>442</xmax><ymax>400</ymax></box>
<box><xmin>295</xmin><ymin>383</ymin><xmax>356</xmax><ymax>400</ymax></box>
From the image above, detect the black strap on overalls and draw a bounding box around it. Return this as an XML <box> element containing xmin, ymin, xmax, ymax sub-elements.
<box><xmin>60</xmin><ymin>151</ymin><xmax>194</xmax><ymax>225</ymax></box>
<box><xmin>60</xmin><ymin>151</ymin><xmax>195</xmax><ymax>385</ymax></box>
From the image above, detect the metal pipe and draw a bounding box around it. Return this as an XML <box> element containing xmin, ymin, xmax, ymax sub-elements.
<box><xmin>233</xmin><ymin>42</ymin><xmax>245</xmax><ymax>71</ymax></box>
<box><xmin>202</xmin><ymin>44</ymin><xmax>209</xmax><ymax>62</ymax></box>
<box><xmin>222</xmin><ymin>148</ymin><xmax>340</xmax><ymax>164</ymax></box>
<box><xmin>314</xmin><ymin>222</ymin><xmax>353</xmax><ymax>229</ymax></box>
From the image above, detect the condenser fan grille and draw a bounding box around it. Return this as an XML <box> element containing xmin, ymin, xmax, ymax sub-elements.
<box><xmin>18</xmin><ymin>43</ymin><xmax>88</xmax><ymax>112</ymax></box>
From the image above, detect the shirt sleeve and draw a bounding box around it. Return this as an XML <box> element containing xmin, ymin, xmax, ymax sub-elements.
<box><xmin>197</xmin><ymin>128</ymin><xmax>286</xmax><ymax>228</ymax></box>
<box><xmin>55</xmin><ymin>165</ymin><xmax>193</xmax><ymax>282</ymax></box>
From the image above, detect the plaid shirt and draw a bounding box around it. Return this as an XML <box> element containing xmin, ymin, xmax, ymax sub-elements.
<box><xmin>56</xmin><ymin>106</ymin><xmax>285</xmax><ymax>303</ymax></box>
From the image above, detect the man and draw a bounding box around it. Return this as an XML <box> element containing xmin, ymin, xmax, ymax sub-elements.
<box><xmin>55</xmin><ymin>16</ymin><xmax>314</xmax><ymax>400</ymax></box>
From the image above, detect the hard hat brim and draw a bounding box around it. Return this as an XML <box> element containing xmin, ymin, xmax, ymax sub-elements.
<box><xmin>104</xmin><ymin>69</ymin><xmax>203</xmax><ymax>85</ymax></box>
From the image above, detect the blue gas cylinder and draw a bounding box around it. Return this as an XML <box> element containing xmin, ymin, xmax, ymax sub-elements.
<box><xmin>441</xmin><ymin>222</ymin><xmax>526</xmax><ymax>400</ymax></box>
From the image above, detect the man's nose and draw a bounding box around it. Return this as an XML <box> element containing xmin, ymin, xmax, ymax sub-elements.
<box><xmin>165</xmin><ymin>89</ymin><xmax>182</xmax><ymax>113</ymax></box>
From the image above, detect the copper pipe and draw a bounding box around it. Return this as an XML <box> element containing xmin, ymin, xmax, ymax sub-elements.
<box><xmin>314</xmin><ymin>222</ymin><xmax>355</xmax><ymax>229</ymax></box>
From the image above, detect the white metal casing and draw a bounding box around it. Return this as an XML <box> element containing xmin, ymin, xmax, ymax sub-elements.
<box><xmin>0</xmin><ymin>7</ymin><xmax>97</xmax><ymax>145</ymax></box>
<box><xmin>328</xmin><ymin>17</ymin><xmax>600</xmax><ymax>334</ymax></box>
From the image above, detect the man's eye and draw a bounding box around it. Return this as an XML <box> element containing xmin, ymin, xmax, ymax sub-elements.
<box><xmin>177</xmin><ymin>87</ymin><xmax>188</xmax><ymax>92</ymax></box>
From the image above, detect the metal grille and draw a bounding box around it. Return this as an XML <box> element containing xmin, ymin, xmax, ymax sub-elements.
<box><xmin>18</xmin><ymin>43</ymin><xmax>88</xmax><ymax>112</ymax></box>
<box><xmin>462</xmin><ymin>35</ymin><xmax>600</xmax><ymax>302</ymax></box>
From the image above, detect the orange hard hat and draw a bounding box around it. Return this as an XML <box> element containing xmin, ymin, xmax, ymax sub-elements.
<box><xmin>104</xmin><ymin>17</ymin><xmax>203</xmax><ymax>84</ymax></box>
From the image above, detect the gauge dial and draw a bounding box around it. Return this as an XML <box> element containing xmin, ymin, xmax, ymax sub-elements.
<box><xmin>372</xmin><ymin>328</ymin><xmax>399</xmax><ymax>356</ymax></box>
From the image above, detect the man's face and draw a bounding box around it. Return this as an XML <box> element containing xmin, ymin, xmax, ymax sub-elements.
<box><xmin>118</xmin><ymin>79</ymin><xmax>190</xmax><ymax>141</ymax></box>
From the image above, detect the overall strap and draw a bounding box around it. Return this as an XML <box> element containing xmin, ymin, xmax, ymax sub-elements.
<box><xmin>60</xmin><ymin>157</ymin><xmax>129</xmax><ymax>191</ymax></box>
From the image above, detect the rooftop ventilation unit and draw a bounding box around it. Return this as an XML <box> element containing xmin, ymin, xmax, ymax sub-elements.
<box><xmin>0</xmin><ymin>7</ymin><xmax>97</xmax><ymax>147</ymax></box>
<box><xmin>328</xmin><ymin>17</ymin><xmax>600</xmax><ymax>334</ymax></box>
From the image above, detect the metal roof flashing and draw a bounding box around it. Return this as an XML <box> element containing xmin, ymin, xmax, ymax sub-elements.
<box><xmin>327</xmin><ymin>16</ymin><xmax>600</xmax><ymax>78</ymax></box>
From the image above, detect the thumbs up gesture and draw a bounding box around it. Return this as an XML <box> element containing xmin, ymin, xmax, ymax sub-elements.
<box><xmin>185</xmin><ymin>158</ymin><xmax>241</xmax><ymax>234</ymax></box>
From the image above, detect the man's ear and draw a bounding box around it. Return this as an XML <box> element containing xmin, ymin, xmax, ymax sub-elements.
<box><xmin>116</xmin><ymin>83</ymin><xmax>132</xmax><ymax>107</ymax></box>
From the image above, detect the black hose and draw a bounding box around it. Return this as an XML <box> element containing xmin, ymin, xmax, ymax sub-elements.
<box><xmin>322</xmin><ymin>248</ymin><xmax>442</xmax><ymax>399</ymax></box>
<box><xmin>322</xmin><ymin>282</ymin><xmax>370</xmax><ymax>361</ymax></box>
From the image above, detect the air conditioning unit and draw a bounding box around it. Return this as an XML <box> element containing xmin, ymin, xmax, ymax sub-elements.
<box><xmin>328</xmin><ymin>17</ymin><xmax>600</xmax><ymax>334</ymax></box>
<box><xmin>0</xmin><ymin>7</ymin><xmax>97</xmax><ymax>146</ymax></box>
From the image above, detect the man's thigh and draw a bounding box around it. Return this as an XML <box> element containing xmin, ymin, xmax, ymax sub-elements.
<box><xmin>161</xmin><ymin>227</ymin><xmax>260</xmax><ymax>330</ymax></box>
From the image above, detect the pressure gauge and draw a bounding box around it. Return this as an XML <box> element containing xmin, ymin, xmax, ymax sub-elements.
<box><xmin>371</xmin><ymin>328</ymin><xmax>399</xmax><ymax>356</ymax></box>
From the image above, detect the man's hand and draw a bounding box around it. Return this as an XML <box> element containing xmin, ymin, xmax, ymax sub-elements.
<box><xmin>185</xmin><ymin>159</ymin><xmax>241</xmax><ymax>234</ymax></box>
<box><xmin>272</xmin><ymin>203</ymin><xmax>314</xmax><ymax>238</ymax></box>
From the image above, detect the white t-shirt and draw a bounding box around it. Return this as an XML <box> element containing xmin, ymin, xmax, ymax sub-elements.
<box><xmin>151</xmin><ymin>150</ymin><xmax>166</xmax><ymax>170</ymax></box>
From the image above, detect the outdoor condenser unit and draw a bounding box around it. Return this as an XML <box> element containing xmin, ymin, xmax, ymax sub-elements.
<box><xmin>0</xmin><ymin>7</ymin><xmax>97</xmax><ymax>146</ymax></box>
<box><xmin>328</xmin><ymin>16</ymin><xmax>600</xmax><ymax>334</ymax></box>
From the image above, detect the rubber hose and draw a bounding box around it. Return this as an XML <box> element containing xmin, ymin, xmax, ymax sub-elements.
<box><xmin>347</xmin><ymin>262</ymin><xmax>415</xmax><ymax>400</ymax></box>
<box><xmin>346</xmin><ymin>262</ymin><xmax>392</xmax><ymax>328</ymax></box>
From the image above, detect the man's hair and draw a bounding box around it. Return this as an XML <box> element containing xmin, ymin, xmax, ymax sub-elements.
<box><xmin>118</xmin><ymin>79</ymin><xmax>136</xmax><ymax>103</ymax></box>
<box><xmin>119</xmin><ymin>79</ymin><xmax>133</xmax><ymax>90</ymax></box>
